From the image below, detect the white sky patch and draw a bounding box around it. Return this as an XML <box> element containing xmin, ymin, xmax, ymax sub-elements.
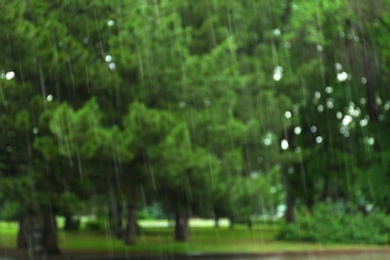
<box><xmin>325</xmin><ymin>86</ymin><xmax>333</xmax><ymax>94</ymax></box>
<box><xmin>47</xmin><ymin>94</ymin><xmax>53</xmax><ymax>102</ymax></box>
<box><xmin>109</xmin><ymin>63</ymin><xmax>116</xmax><ymax>70</ymax></box>
<box><xmin>316</xmin><ymin>136</ymin><xmax>323</xmax><ymax>144</ymax></box>
<box><xmin>337</xmin><ymin>71</ymin><xmax>348</xmax><ymax>82</ymax></box>
<box><xmin>281</xmin><ymin>139</ymin><xmax>289</xmax><ymax>150</ymax></box>
<box><xmin>107</xmin><ymin>20</ymin><xmax>115</xmax><ymax>26</ymax></box>
<box><xmin>342</xmin><ymin>115</ymin><xmax>353</xmax><ymax>125</ymax></box>
<box><xmin>5</xmin><ymin>71</ymin><xmax>15</xmax><ymax>80</ymax></box>
<box><xmin>105</xmin><ymin>55</ymin><xmax>112</xmax><ymax>62</ymax></box>
<box><xmin>294</xmin><ymin>126</ymin><xmax>302</xmax><ymax>135</ymax></box>
<box><xmin>285</xmin><ymin>111</ymin><xmax>292</xmax><ymax>119</ymax></box>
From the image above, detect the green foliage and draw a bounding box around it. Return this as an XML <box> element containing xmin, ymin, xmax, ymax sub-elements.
<box><xmin>84</xmin><ymin>219</ymin><xmax>105</xmax><ymax>232</ymax></box>
<box><xmin>278</xmin><ymin>202</ymin><xmax>390</xmax><ymax>244</ymax></box>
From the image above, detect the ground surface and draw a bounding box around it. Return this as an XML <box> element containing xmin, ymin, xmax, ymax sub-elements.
<box><xmin>1</xmin><ymin>220</ymin><xmax>390</xmax><ymax>259</ymax></box>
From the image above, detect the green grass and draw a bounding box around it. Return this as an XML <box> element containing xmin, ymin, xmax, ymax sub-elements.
<box><xmin>0</xmin><ymin>221</ymin><xmax>387</xmax><ymax>254</ymax></box>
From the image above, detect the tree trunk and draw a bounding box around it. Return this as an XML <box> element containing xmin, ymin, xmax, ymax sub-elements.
<box><xmin>17</xmin><ymin>214</ymin><xmax>60</xmax><ymax>255</ymax></box>
<box><xmin>285</xmin><ymin>188</ymin><xmax>295</xmax><ymax>223</ymax></box>
<box><xmin>124</xmin><ymin>203</ymin><xmax>137</xmax><ymax>245</ymax></box>
<box><xmin>247</xmin><ymin>218</ymin><xmax>253</xmax><ymax>230</ymax></box>
<box><xmin>174</xmin><ymin>211</ymin><xmax>189</xmax><ymax>242</ymax></box>
<box><xmin>17</xmin><ymin>218</ymin><xmax>32</xmax><ymax>249</ymax></box>
<box><xmin>214</xmin><ymin>215</ymin><xmax>219</xmax><ymax>229</ymax></box>
<box><xmin>43</xmin><ymin>214</ymin><xmax>60</xmax><ymax>254</ymax></box>
<box><xmin>229</xmin><ymin>217</ymin><xmax>235</xmax><ymax>230</ymax></box>
<box><xmin>64</xmin><ymin>214</ymin><xmax>80</xmax><ymax>231</ymax></box>
<box><xmin>109</xmin><ymin>198</ymin><xmax>122</xmax><ymax>238</ymax></box>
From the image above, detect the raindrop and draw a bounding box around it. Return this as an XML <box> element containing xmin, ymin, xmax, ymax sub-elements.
<box><xmin>376</xmin><ymin>96</ymin><xmax>382</xmax><ymax>105</ymax></box>
<box><xmin>359</xmin><ymin>119</ymin><xmax>368</xmax><ymax>127</ymax></box>
<box><xmin>33</xmin><ymin>127</ymin><xmax>39</xmax><ymax>134</ymax></box>
<box><xmin>281</xmin><ymin>139</ymin><xmax>289</xmax><ymax>150</ymax></box>
<box><xmin>325</xmin><ymin>86</ymin><xmax>333</xmax><ymax>94</ymax></box>
<box><xmin>342</xmin><ymin>115</ymin><xmax>353</xmax><ymax>125</ymax></box>
<box><xmin>284</xmin><ymin>42</ymin><xmax>291</xmax><ymax>49</ymax></box>
<box><xmin>179</xmin><ymin>101</ymin><xmax>186</xmax><ymax>108</ymax></box>
<box><xmin>368</xmin><ymin>137</ymin><xmax>375</xmax><ymax>146</ymax></box>
<box><xmin>337</xmin><ymin>71</ymin><xmax>348</xmax><ymax>82</ymax></box>
<box><xmin>204</xmin><ymin>98</ymin><xmax>211</xmax><ymax>106</ymax></box>
<box><xmin>294</xmin><ymin>126</ymin><xmax>302</xmax><ymax>135</ymax></box>
<box><xmin>353</xmin><ymin>36</ymin><xmax>360</xmax><ymax>42</ymax></box>
<box><xmin>263</xmin><ymin>133</ymin><xmax>273</xmax><ymax>146</ymax></box>
<box><xmin>339</xmin><ymin>31</ymin><xmax>345</xmax><ymax>38</ymax></box>
<box><xmin>295</xmin><ymin>147</ymin><xmax>302</xmax><ymax>153</ymax></box>
<box><xmin>379</xmin><ymin>114</ymin><xmax>385</xmax><ymax>121</ymax></box>
<box><xmin>317</xmin><ymin>104</ymin><xmax>324</xmax><ymax>112</ymax></box>
<box><xmin>292</xmin><ymin>104</ymin><xmax>300</xmax><ymax>115</ymax></box>
<box><xmin>273</xmin><ymin>66</ymin><xmax>283</xmax><ymax>81</ymax></box>
<box><xmin>263</xmin><ymin>138</ymin><xmax>272</xmax><ymax>146</ymax></box>
<box><xmin>361</xmin><ymin>77</ymin><xmax>367</xmax><ymax>84</ymax></box>
<box><xmin>270</xmin><ymin>187</ymin><xmax>277</xmax><ymax>193</ymax></box>
<box><xmin>273</xmin><ymin>28</ymin><xmax>281</xmax><ymax>36</ymax></box>
<box><xmin>326</xmin><ymin>99</ymin><xmax>334</xmax><ymax>109</ymax></box>
<box><xmin>360</xmin><ymin>98</ymin><xmax>366</xmax><ymax>105</ymax></box>
<box><xmin>284</xmin><ymin>111</ymin><xmax>292</xmax><ymax>119</ymax></box>
<box><xmin>47</xmin><ymin>94</ymin><xmax>53</xmax><ymax>102</ymax></box>
<box><xmin>107</xmin><ymin>20</ymin><xmax>115</xmax><ymax>26</ymax></box>
<box><xmin>352</xmin><ymin>107</ymin><xmax>361</xmax><ymax>117</ymax></box>
<box><xmin>336</xmin><ymin>111</ymin><xmax>343</xmax><ymax>119</ymax></box>
<box><xmin>315</xmin><ymin>136</ymin><xmax>323</xmax><ymax>144</ymax></box>
<box><xmin>5</xmin><ymin>71</ymin><xmax>15</xmax><ymax>80</ymax></box>
<box><xmin>105</xmin><ymin>55</ymin><xmax>112</xmax><ymax>62</ymax></box>
<box><xmin>314</xmin><ymin>91</ymin><xmax>321</xmax><ymax>99</ymax></box>
<box><xmin>384</xmin><ymin>101</ymin><xmax>390</xmax><ymax>111</ymax></box>
<box><xmin>310</xmin><ymin>126</ymin><xmax>317</xmax><ymax>133</ymax></box>
<box><xmin>316</xmin><ymin>45</ymin><xmax>323</xmax><ymax>52</ymax></box>
<box><xmin>335</xmin><ymin>63</ymin><xmax>342</xmax><ymax>71</ymax></box>
<box><xmin>109</xmin><ymin>63</ymin><xmax>116</xmax><ymax>70</ymax></box>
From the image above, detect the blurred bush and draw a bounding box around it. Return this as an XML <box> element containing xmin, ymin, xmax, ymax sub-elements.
<box><xmin>277</xmin><ymin>202</ymin><xmax>390</xmax><ymax>244</ymax></box>
<box><xmin>84</xmin><ymin>219</ymin><xmax>105</xmax><ymax>232</ymax></box>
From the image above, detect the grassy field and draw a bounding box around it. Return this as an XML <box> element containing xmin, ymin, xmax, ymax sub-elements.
<box><xmin>0</xmin><ymin>220</ymin><xmax>388</xmax><ymax>254</ymax></box>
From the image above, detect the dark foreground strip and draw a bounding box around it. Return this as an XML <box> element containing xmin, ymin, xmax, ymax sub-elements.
<box><xmin>2</xmin><ymin>249</ymin><xmax>390</xmax><ymax>260</ymax></box>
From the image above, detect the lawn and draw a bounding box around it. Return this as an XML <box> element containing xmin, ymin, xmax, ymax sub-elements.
<box><xmin>0</xmin><ymin>220</ymin><xmax>388</xmax><ymax>254</ymax></box>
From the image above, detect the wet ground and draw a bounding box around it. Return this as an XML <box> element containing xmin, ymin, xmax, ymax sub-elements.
<box><xmin>2</xmin><ymin>253</ymin><xmax>390</xmax><ymax>260</ymax></box>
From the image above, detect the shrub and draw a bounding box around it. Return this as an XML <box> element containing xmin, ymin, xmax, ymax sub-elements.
<box><xmin>277</xmin><ymin>202</ymin><xmax>390</xmax><ymax>244</ymax></box>
<box><xmin>84</xmin><ymin>219</ymin><xmax>105</xmax><ymax>232</ymax></box>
